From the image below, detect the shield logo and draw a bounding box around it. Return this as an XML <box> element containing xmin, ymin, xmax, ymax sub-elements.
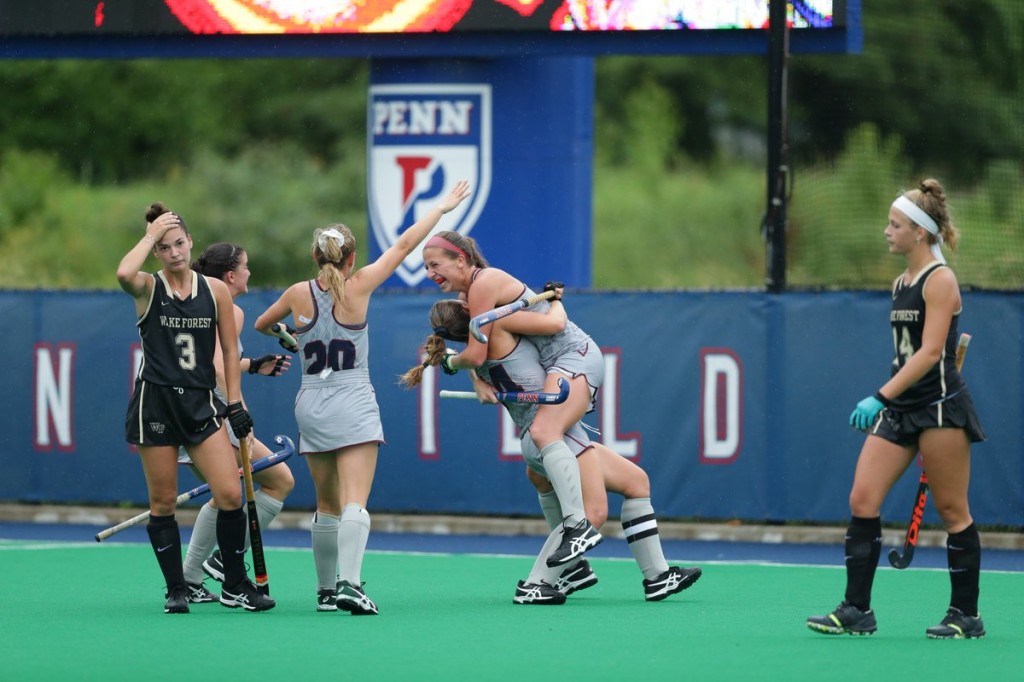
<box><xmin>368</xmin><ymin>83</ymin><xmax>491</xmax><ymax>286</ymax></box>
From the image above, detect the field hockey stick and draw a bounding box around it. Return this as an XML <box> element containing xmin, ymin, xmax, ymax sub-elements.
<box><xmin>439</xmin><ymin>377</ymin><xmax>570</xmax><ymax>405</ymax></box>
<box><xmin>239</xmin><ymin>435</ymin><xmax>270</xmax><ymax>594</ymax></box>
<box><xmin>94</xmin><ymin>435</ymin><xmax>295</xmax><ymax>542</ymax></box>
<box><xmin>887</xmin><ymin>332</ymin><xmax>971</xmax><ymax>569</ymax></box>
<box><xmin>468</xmin><ymin>290</ymin><xmax>557</xmax><ymax>343</ymax></box>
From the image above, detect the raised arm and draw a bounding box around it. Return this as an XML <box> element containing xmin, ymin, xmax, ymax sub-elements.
<box><xmin>116</xmin><ymin>212</ymin><xmax>180</xmax><ymax>301</ymax></box>
<box><xmin>354</xmin><ymin>180</ymin><xmax>471</xmax><ymax>291</ymax></box>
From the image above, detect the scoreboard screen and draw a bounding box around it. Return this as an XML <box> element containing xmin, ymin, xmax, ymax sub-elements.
<box><xmin>0</xmin><ymin>1</ymin><xmax>856</xmax><ymax>56</ymax></box>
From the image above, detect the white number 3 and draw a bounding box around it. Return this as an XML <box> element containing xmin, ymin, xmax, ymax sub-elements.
<box><xmin>175</xmin><ymin>333</ymin><xmax>197</xmax><ymax>370</ymax></box>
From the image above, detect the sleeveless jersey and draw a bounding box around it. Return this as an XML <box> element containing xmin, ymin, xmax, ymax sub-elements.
<box><xmin>510</xmin><ymin>285</ymin><xmax>594</xmax><ymax>368</ymax></box>
<box><xmin>296</xmin><ymin>280</ymin><xmax>370</xmax><ymax>388</ymax></box>
<box><xmin>136</xmin><ymin>271</ymin><xmax>219</xmax><ymax>389</ymax></box>
<box><xmin>476</xmin><ymin>339</ymin><xmax>546</xmax><ymax>431</ymax></box>
<box><xmin>889</xmin><ymin>262</ymin><xmax>964</xmax><ymax>409</ymax></box>
<box><xmin>467</xmin><ymin>271</ymin><xmax>593</xmax><ymax>368</ymax></box>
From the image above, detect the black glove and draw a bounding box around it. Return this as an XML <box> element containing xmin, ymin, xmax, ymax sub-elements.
<box><xmin>247</xmin><ymin>354</ymin><xmax>285</xmax><ymax>376</ymax></box>
<box><xmin>273</xmin><ymin>323</ymin><xmax>299</xmax><ymax>353</ymax></box>
<box><xmin>543</xmin><ymin>281</ymin><xmax>565</xmax><ymax>300</ymax></box>
<box><xmin>225</xmin><ymin>401</ymin><xmax>253</xmax><ymax>439</ymax></box>
<box><xmin>440</xmin><ymin>350</ymin><xmax>459</xmax><ymax>376</ymax></box>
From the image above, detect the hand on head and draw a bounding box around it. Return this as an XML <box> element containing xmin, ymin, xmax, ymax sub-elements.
<box><xmin>145</xmin><ymin>212</ymin><xmax>180</xmax><ymax>243</ymax></box>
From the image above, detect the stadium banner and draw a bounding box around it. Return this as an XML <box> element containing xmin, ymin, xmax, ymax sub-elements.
<box><xmin>3</xmin><ymin>289</ymin><xmax>1021</xmax><ymax>527</ymax></box>
<box><xmin>365</xmin><ymin>57</ymin><xmax>594</xmax><ymax>289</ymax></box>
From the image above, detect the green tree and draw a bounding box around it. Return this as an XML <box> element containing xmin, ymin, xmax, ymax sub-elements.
<box><xmin>790</xmin><ymin>0</ymin><xmax>1023</xmax><ymax>181</ymax></box>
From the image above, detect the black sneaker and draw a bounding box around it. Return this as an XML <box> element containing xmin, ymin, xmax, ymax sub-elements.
<box><xmin>546</xmin><ymin>518</ymin><xmax>603</xmax><ymax>567</ymax></box>
<box><xmin>554</xmin><ymin>560</ymin><xmax>598</xmax><ymax>596</ymax></box>
<box><xmin>513</xmin><ymin>580</ymin><xmax>567</xmax><ymax>605</ymax></box>
<box><xmin>186</xmin><ymin>580</ymin><xmax>217</xmax><ymax>604</ymax></box>
<box><xmin>926</xmin><ymin>607</ymin><xmax>985</xmax><ymax>639</ymax></box>
<box><xmin>317</xmin><ymin>588</ymin><xmax>338</xmax><ymax>612</ymax></box>
<box><xmin>336</xmin><ymin>580</ymin><xmax>378</xmax><ymax>615</ymax></box>
<box><xmin>164</xmin><ymin>584</ymin><xmax>190</xmax><ymax>614</ymax></box>
<box><xmin>203</xmin><ymin>550</ymin><xmax>225</xmax><ymax>583</ymax></box>
<box><xmin>807</xmin><ymin>602</ymin><xmax>877</xmax><ymax>635</ymax></box>
<box><xmin>221</xmin><ymin>579</ymin><xmax>276</xmax><ymax>612</ymax></box>
<box><xmin>643</xmin><ymin>566</ymin><xmax>702</xmax><ymax>602</ymax></box>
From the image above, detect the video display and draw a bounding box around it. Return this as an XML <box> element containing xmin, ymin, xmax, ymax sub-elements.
<box><xmin>0</xmin><ymin>1</ymin><xmax>837</xmax><ymax>36</ymax></box>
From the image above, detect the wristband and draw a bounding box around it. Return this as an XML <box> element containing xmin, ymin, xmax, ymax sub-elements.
<box><xmin>874</xmin><ymin>392</ymin><xmax>892</xmax><ymax>407</ymax></box>
<box><xmin>440</xmin><ymin>353</ymin><xmax>459</xmax><ymax>376</ymax></box>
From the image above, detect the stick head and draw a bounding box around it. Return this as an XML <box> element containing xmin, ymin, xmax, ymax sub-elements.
<box><xmin>887</xmin><ymin>547</ymin><xmax>913</xmax><ymax>569</ymax></box>
<box><xmin>469</xmin><ymin>317</ymin><xmax>488</xmax><ymax>343</ymax></box>
<box><xmin>274</xmin><ymin>434</ymin><xmax>296</xmax><ymax>457</ymax></box>
<box><xmin>550</xmin><ymin>377</ymin><xmax>570</xmax><ymax>404</ymax></box>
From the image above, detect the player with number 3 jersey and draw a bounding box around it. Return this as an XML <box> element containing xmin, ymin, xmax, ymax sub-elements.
<box><xmin>117</xmin><ymin>202</ymin><xmax>274</xmax><ymax>614</ymax></box>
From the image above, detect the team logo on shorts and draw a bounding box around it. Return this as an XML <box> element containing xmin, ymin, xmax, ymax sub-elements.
<box><xmin>368</xmin><ymin>83</ymin><xmax>491</xmax><ymax>286</ymax></box>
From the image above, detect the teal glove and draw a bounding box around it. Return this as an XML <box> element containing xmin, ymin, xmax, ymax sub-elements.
<box><xmin>850</xmin><ymin>395</ymin><xmax>885</xmax><ymax>430</ymax></box>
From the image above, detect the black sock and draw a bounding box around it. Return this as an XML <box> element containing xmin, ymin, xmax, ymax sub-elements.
<box><xmin>147</xmin><ymin>514</ymin><xmax>184</xmax><ymax>590</ymax></box>
<box><xmin>947</xmin><ymin>522</ymin><xmax>981</xmax><ymax>616</ymax></box>
<box><xmin>216</xmin><ymin>507</ymin><xmax>248</xmax><ymax>588</ymax></box>
<box><xmin>843</xmin><ymin>515</ymin><xmax>881</xmax><ymax>611</ymax></box>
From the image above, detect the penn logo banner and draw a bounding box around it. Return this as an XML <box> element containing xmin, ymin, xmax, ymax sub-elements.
<box><xmin>368</xmin><ymin>83</ymin><xmax>492</xmax><ymax>286</ymax></box>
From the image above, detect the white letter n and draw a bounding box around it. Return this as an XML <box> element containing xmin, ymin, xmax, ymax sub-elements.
<box><xmin>35</xmin><ymin>343</ymin><xmax>75</xmax><ymax>451</ymax></box>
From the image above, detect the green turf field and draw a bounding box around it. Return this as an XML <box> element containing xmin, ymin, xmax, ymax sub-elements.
<box><xmin>2</xmin><ymin>542</ymin><xmax>1020</xmax><ymax>681</ymax></box>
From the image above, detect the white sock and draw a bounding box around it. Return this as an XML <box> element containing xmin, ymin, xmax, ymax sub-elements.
<box><xmin>527</xmin><ymin>526</ymin><xmax>568</xmax><ymax>586</ymax></box>
<box><xmin>338</xmin><ymin>504</ymin><xmax>371</xmax><ymax>585</ymax></box>
<box><xmin>311</xmin><ymin>511</ymin><xmax>340</xmax><ymax>591</ymax></box>
<box><xmin>183</xmin><ymin>503</ymin><xmax>218</xmax><ymax>584</ymax></box>
<box><xmin>621</xmin><ymin>498</ymin><xmax>669</xmax><ymax>580</ymax></box>
<box><xmin>242</xmin><ymin>490</ymin><xmax>284</xmax><ymax>551</ymax></box>
<box><xmin>537</xmin><ymin>441</ymin><xmax>585</xmax><ymax>525</ymax></box>
<box><xmin>537</xmin><ymin>490</ymin><xmax>563</xmax><ymax>531</ymax></box>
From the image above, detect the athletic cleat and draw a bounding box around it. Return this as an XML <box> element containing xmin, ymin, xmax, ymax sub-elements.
<box><xmin>643</xmin><ymin>566</ymin><xmax>702</xmax><ymax>602</ymax></box>
<box><xmin>554</xmin><ymin>560</ymin><xmax>598</xmax><ymax>596</ymax></box>
<box><xmin>317</xmin><ymin>588</ymin><xmax>338</xmax><ymax>612</ymax></box>
<box><xmin>164</xmin><ymin>584</ymin><xmax>190</xmax><ymax>614</ymax></box>
<box><xmin>926</xmin><ymin>607</ymin><xmax>985</xmax><ymax>639</ymax></box>
<box><xmin>202</xmin><ymin>549</ymin><xmax>225</xmax><ymax>583</ymax></box>
<box><xmin>546</xmin><ymin>518</ymin><xmax>603</xmax><ymax>567</ymax></box>
<box><xmin>807</xmin><ymin>602</ymin><xmax>877</xmax><ymax>635</ymax></box>
<box><xmin>185</xmin><ymin>580</ymin><xmax>217</xmax><ymax>604</ymax></box>
<box><xmin>513</xmin><ymin>580</ymin><xmax>567</xmax><ymax>605</ymax></box>
<box><xmin>336</xmin><ymin>580</ymin><xmax>378</xmax><ymax>615</ymax></box>
<box><xmin>220</xmin><ymin>579</ymin><xmax>276</xmax><ymax>612</ymax></box>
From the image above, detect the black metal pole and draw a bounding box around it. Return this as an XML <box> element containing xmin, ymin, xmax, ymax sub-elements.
<box><xmin>764</xmin><ymin>0</ymin><xmax>790</xmax><ymax>293</ymax></box>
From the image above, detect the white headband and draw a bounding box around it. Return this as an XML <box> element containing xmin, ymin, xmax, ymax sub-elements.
<box><xmin>892</xmin><ymin>195</ymin><xmax>945</xmax><ymax>264</ymax></box>
<box><xmin>317</xmin><ymin>228</ymin><xmax>346</xmax><ymax>251</ymax></box>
